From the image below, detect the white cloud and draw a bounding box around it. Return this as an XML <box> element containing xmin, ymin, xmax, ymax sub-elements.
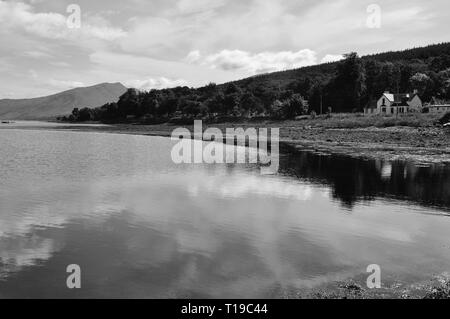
<box><xmin>176</xmin><ymin>0</ymin><xmax>227</xmax><ymax>14</ymax></box>
<box><xmin>49</xmin><ymin>61</ymin><xmax>71</xmax><ymax>68</ymax></box>
<box><xmin>119</xmin><ymin>16</ymin><xmax>188</xmax><ymax>57</ymax></box>
<box><xmin>187</xmin><ymin>49</ymin><xmax>318</xmax><ymax>75</ymax></box>
<box><xmin>382</xmin><ymin>6</ymin><xmax>430</xmax><ymax>27</ymax></box>
<box><xmin>47</xmin><ymin>79</ymin><xmax>85</xmax><ymax>90</ymax></box>
<box><xmin>321</xmin><ymin>54</ymin><xmax>344</xmax><ymax>64</ymax></box>
<box><xmin>88</xmin><ymin>50</ymin><xmax>234</xmax><ymax>88</ymax></box>
<box><xmin>26</xmin><ymin>68</ymin><xmax>84</xmax><ymax>90</ymax></box>
<box><xmin>0</xmin><ymin>1</ymin><xmax>125</xmax><ymax>41</ymax></box>
<box><xmin>185</xmin><ymin>50</ymin><xmax>201</xmax><ymax>63</ymax></box>
<box><xmin>124</xmin><ymin>77</ymin><xmax>187</xmax><ymax>91</ymax></box>
<box><xmin>28</xmin><ymin>69</ymin><xmax>38</xmax><ymax>79</ymax></box>
<box><xmin>22</xmin><ymin>50</ymin><xmax>53</xmax><ymax>59</ymax></box>
<box><xmin>1</xmin><ymin>0</ymin><xmax>449</xmax><ymax>99</ymax></box>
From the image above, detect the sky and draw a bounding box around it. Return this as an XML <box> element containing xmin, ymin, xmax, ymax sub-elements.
<box><xmin>0</xmin><ymin>0</ymin><xmax>449</xmax><ymax>98</ymax></box>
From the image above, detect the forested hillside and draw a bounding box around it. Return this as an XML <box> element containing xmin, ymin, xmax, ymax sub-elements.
<box><xmin>64</xmin><ymin>43</ymin><xmax>450</xmax><ymax>123</ymax></box>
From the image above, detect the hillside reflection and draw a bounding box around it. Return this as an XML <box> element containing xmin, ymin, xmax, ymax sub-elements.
<box><xmin>279</xmin><ymin>148</ymin><xmax>450</xmax><ymax>210</ymax></box>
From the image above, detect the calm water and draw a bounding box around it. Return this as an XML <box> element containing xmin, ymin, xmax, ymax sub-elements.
<box><xmin>0</xmin><ymin>123</ymin><xmax>450</xmax><ymax>298</ymax></box>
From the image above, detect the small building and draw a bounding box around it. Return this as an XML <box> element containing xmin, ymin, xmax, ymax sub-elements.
<box><xmin>427</xmin><ymin>98</ymin><xmax>450</xmax><ymax>114</ymax></box>
<box><xmin>429</xmin><ymin>105</ymin><xmax>450</xmax><ymax>114</ymax></box>
<box><xmin>364</xmin><ymin>91</ymin><xmax>423</xmax><ymax>115</ymax></box>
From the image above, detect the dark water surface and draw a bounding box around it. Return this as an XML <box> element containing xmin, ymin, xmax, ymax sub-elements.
<box><xmin>0</xmin><ymin>123</ymin><xmax>449</xmax><ymax>298</ymax></box>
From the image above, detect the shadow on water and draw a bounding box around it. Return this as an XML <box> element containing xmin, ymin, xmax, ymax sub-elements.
<box><xmin>278</xmin><ymin>144</ymin><xmax>450</xmax><ymax>211</ymax></box>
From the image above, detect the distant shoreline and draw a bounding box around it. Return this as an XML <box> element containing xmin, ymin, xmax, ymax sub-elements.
<box><xmin>42</xmin><ymin>113</ymin><xmax>450</xmax><ymax>165</ymax></box>
<box><xmin>4</xmin><ymin>114</ymin><xmax>448</xmax><ymax>165</ymax></box>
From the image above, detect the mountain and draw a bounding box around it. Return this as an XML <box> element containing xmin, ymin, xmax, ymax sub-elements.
<box><xmin>0</xmin><ymin>82</ymin><xmax>127</xmax><ymax>120</ymax></box>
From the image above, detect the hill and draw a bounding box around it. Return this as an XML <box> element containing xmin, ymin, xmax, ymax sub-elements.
<box><xmin>231</xmin><ymin>42</ymin><xmax>450</xmax><ymax>90</ymax></box>
<box><xmin>0</xmin><ymin>82</ymin><xmax>127</xmax><ymax>120</ymax></box>
<box><xmin>64</xmin><ymin>42</ymin><xmax>450</xmax><ymax>123</ymax></box>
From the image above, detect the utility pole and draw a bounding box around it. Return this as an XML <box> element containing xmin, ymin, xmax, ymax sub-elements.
<box><xmin>320</xmin><ymin>93</ymin><xmax>323</xmax><ymax>115</ymax></box>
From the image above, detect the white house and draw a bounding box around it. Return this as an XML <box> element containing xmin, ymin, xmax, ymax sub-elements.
<box><xmin>364</xmin><ymin>91</ymin><xmax>423</xmax><ymax>115</ymax></box>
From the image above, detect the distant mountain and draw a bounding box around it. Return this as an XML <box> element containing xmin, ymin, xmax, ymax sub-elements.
<box><xmin>0</xmin><ymin>82</ymin><xmax>127</xmax><ymax>120</ymax></box>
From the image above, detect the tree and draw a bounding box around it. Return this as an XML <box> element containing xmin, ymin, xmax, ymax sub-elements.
<box><xmin>140</xmin><ymin>94</ymin><xmax>159</xmax><ymax>116</ymax></box>
<box><xmin>71</xmin><ymin>108</ymin><xmax>79</xmax><ymax>119</ymax></box>
<box><xmin>206</xmin><ymin>92</ymin><xmax>226</xmax><ymax>115</ymax></box>
<box><xmin>439</xmin><ymin>69</ymin><xmax>450</xmax><ymax>99</ymax></box>
<box><xmin>179</xmin><ymin>99</ymin><xmax>204</xmax><ymax>117</ymax></box>
<box><xmin>281</xmin><ymin>94</ymin><xmax>308</xmax><ymax>118</ymax></box>
<box><xmin>223</xmin><ymin>93</ymin><xmax>239</xmax><ymax>115</ymax></box>
<box><xmin>240</xmin><ymin>91</ymin><xmax>261</xmax><ymax>117</ymax></box>
<box><xmin>99</xmin><ymin>103</ymin><xmax>119</xmax><ymax>120</ymax></box>
<box><xmin>269</xmin><ymin>100</ymin><xmax>283</xmax><ymax>118</ymax></box>
<box><xmin>308</xmin><ymin>83</ymin><xmax>324</xmax><ymax>114</ymax></box>
<box><xmin>410</xmin><ymin>72</ymin><xmax>433</xmax><ymax>100</ymax></box>
<box><xmin>331</xmin><ymin>52</ymin><xmax>366</xmax><ymax>112</ymax></box>
<box><xmin>117</xmin><ymin>88</ymin><xmax>140</xmax><ymax>118</ymax></box>
<box><xmin>77</xmin><ymin>107</ymin><xmax>93</xmax><ymax>121</ymax></box>
<box><xmin>289</xmin><ymin>77</ymin><xmax>313</xmax><ymax>96</ymax></box>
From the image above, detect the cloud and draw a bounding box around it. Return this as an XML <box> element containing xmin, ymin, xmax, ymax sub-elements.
<box><xmin>0</xmin><ymin>1</ymin><xmax>125</xmax><ymax>41</ymax></box>
<box><xmin>1</xmin><ymin>0</ymin><xmax>449</xmax><ymax>99</ymax></box>
<box><xmin>88</xmin><ymin>50</ymin><xmax>234</xmax><ymax>88</ymax></box>
<box><xmin>382</xmin><ymin>6</ymin><xmax>430</xmax><ymax>27</ymax></box>
<box><xmin>124</xmin><ymin>77</ymin><xmax>187</xmax><ymax>91</ymax></box>
<box><xmin>26</xmin><ymin>68</ymin><xmax>84</xmax><ymax>90</ymax></box>
<box><xmin>185</xmin><ymin>50</ymin><xmax>201</xmax><ymax>63</ymax></box>
<box><xmin>47</xmin><ymin>79</ymin><xmax>85</xmax><ymax>89</ymax></box>
<box><xmin>49</xmin><ymin>61</ymin><xmax>71</xmax><ymax>68</ymax></box>
<box><xmin>176</xmin><ymin>0</ymin><xmax>227</xmax><ymax>14</ymax></box>
<box><xmin>28</xmin><ymin>69</ymin><xmax>38</xmax><ymax>79</ymax></box>
<box><xmin>321</xmin><ymin>54</ymin><xmax>344</xmax><ymax>63</ymax></box>
<box><xmin>22</xmin><ymin>50</ymin><xmax>53</xmax><ymax>59</ymax></box>
<box><xmin>119</xmin><ymin>16</ymin><xmax>189</xmax><ymax>58</ymax></box>
<box><xmin>186</xmin><ymin>49</ymin><xmax>318</xmax><ymax>75</ymax></box>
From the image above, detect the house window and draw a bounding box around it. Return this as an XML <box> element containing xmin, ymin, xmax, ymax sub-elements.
<box><xmin>382</xmin><ymin>98</ymin><xmax>386</xmax><ymax>106</ymax></box>
<box><xmin>382</xmin><ymin>107</ymin><xmax>386</xmax><ymax>113</ymax></box>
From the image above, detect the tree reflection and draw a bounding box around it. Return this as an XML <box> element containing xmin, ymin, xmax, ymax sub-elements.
<box><xmin>279</xmin><ymin>148</ymin><xmax>450</xmax><ymax>210</ymax></box>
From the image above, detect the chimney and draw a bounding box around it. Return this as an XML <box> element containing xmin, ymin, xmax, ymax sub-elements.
<box><xmin>413</xmin><ymin>89</ymin><xmax>418</xmax><ymax>95</ymax></box>
<box><xmin>384</xmin><ymin>90</ymin><xmax>390</xmax><ymax>94</ymax></box>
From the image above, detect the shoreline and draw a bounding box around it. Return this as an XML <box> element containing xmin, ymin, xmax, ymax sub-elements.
<box><xmin>28</xmin><ymin>118</ymin><xmax>450</xmax><ymax>165</ymax></box>
<box><xmin>289</xmin><ymin>273</ymin><xmax>450</xmax><ymax>299</ymax></box>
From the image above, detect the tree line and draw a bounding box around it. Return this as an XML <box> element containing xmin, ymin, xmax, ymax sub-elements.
<box><xmin>62</xmin><ymin>43</ymin><xmax>450</xmax><ymax>123</ymax></box>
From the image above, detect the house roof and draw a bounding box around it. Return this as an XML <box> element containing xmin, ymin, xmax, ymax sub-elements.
<box><xmin>430</xmin><ymin>97</ymin><xmax>450</xmax><ymax>105</ymax></box>
<box><xmin>383</xmin><ymin>93</ymin><xmax>418</xmax><ymax>103</ymax></box>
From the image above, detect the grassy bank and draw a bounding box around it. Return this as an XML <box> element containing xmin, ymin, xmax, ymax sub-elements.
<box><xmin>289</xmin><ymin>112</ymin><xmax>442</xmax><ymax>128</ymax></box>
